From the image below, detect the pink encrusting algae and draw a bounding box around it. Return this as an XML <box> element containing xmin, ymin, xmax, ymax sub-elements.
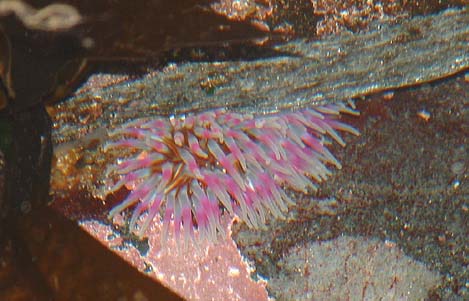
<box><xmin>103</xmin><ymin>103</ymin><xmax>359</xmax><ymax>241</ymax></box>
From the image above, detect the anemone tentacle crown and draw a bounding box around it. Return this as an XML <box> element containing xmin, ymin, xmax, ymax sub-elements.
<box><xmin>104</xmin><ymin>103</ymin><xmax>359</xmax><ymax>241</ymax></box>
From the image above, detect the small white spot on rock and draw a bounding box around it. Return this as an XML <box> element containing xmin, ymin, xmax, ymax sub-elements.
<box><xmin>228</xmin><ymin>266</ymin><xmax>240</xmax><ymax>277</ymax></box>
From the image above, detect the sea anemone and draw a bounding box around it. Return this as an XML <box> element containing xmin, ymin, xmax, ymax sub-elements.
<box><xmin>103</xmin><ymin>103</ymin><xmax>359</xmax><ymax>241</ymax></box>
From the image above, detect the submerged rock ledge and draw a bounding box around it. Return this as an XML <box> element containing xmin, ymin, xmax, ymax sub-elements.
<box><xmin>51</xmin><ymin>8</ymin><xmax>467</xmax><ymax>143</ymax></box>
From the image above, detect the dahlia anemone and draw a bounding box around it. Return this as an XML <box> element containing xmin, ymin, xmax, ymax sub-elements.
<box><xmin>103</xmin><ymin>103</ymin><xmax>359</xmax><ymax>241</ymax></box>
